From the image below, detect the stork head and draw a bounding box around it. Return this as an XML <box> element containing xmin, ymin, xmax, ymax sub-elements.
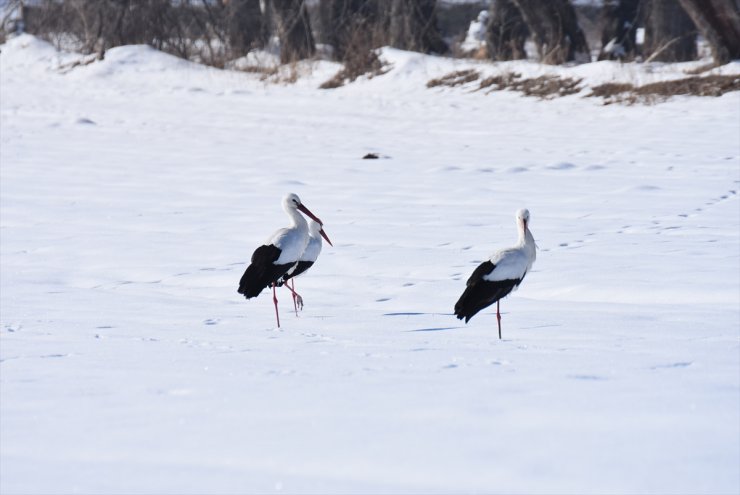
<box><xmin>283</xmin><ymin>193</ymin><xmax>302</xmax><ymax>210</ymax></box>
<box><xmin>283</xmin><ymin>193</ymin><xmax>333</xmax><ymax>246</ymax></box>
<box><xmin>308</xmin><ymin>219</ymin><xmax>322</xmax><ymax>235</ymax></box>
<box><xmin>308</xmin><ymin>219</ymin><xmax>333</xmax><ymax>246</ymax></box>
<box><xmin>516</xmin><ymin>208</ymin><xmax>531</xmax><ymax>230</ymax></box>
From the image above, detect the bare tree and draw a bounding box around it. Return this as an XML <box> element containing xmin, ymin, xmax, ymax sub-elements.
<box><xmin>223</xmin><ymin>0</ymin><xmax>266</xmax><ymax>56</ymax></box>
<box><xmin>388</xmin><ymin>0</ymin><xmax>447</xmax><ymax>54</ymax></box>
<box><xmin>486</xmin><ymin>0</ymin><xmax>528</xmax><ymax>61</ymax></box>
<box><xmin>84</xmin><ymin>0</ymin><xmax>181</xmax><ymax>59</ymax></box>
<box><xmin>598</xmin><ymin>0</ymin><xmax>643</xmax><ymax>60</ymax></box>
<box><xmin>511</xmin><ymin>0</ymin><xmax>590</xmax><ymax>64</ymax></box>
<box><xmin>320</xmin><ymin>0</ymin><xmax>382</xmax><ymax>61</ymax></box>
<box><xmin>677</xmin><ymin>0</ymin><xmax>740</xmax><ymax>64</ymax></box>
<box><xmin>22</xmin><ymin>0</ymin><xmax>267</xmax><ymax>66</ymax></box>
<box><xmin>643</xmin><ymin>0</ymin><xmax>696</xmax><ymax>62</ymax></box>
<box><xmin>270</xmin><ymin>0</ymin><xmax>316</xmax><ymax>63</ymax></box>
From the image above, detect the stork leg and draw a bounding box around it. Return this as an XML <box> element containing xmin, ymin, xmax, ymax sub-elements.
<box><xmin>272</xmin><ymin>283</ymin><xmax>281</xmax><ymax>328</ymax></box>
<box><xmin>289</xmin><ymin>279</ymin><xmax>298</xmax><ymax>314</ymax></box>
<box><xmin>283</xmin><ymin>280</ymin><xmax>303</xmax><ymax>313</ymax></box>
<box><xmin>291</xmin><ymin>280</ymin><xmax>304</xmax><ymax>311</ymax></box>
<box><xmin>496</xmin><ymin>300</ymin><xmax>502</xmax><ymax>340</ymax></box>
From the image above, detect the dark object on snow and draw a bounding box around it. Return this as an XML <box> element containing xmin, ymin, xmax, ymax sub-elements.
<box><xmin>363</xmin><ymin>153</ymin><xmax>380</xmax><ymax>159</ymax></box>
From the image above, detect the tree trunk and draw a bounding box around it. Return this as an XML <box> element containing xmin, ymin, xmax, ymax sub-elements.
<box><xmin>643</xmin><ymin>0</ymin><xmax>696</xmax><ymax>62</ymax></box>
<box><xmin>226</xmin><ymin>0</ymin><xmax>265</xmax><ymax>57</ymax></box>
<box><xmin>598</xmin><ymin>0</ymin><xmax>642</xmax><ymax>60</ymax></box>
<box><xmin>486</xmin><ymin>0</ymin><xmax>528</xmax><ymax>60</ymax></box>
<box><xmin>271</xmin><ymin>0</ymin><xmax>315</xmax><ymax>63</ymax></box>
<box><xmin>388</xmin><ymin>0</ymin><xmax>447</xmax><ymax>54</ymax></box>
<box><xmin>320</xmin><ymin>0</ymin><xmax>381</xmax><ymax>60</ymax></box>
<box><xmin>677</xmin><ymin>0</ymin><xmax>740</xmax><ymax>64</ymax></box>
<box><xmin>512</xmin><ymin>0</ymin><xmax>590</xmax><ymax>64</ymax></box>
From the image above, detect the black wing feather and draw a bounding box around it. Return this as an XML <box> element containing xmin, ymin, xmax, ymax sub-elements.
<box><xmin>277</xmin><ymin>261</ymin><xmax>314</xmax><ymax>286</ymax></box>
<box><xmin>238</xmin><ymin>244</ymin><xmax>293</xmax><ymax>299</ymax></box>
<box><xmin>454</xmin><ymin>260</ymin><xmax>521</xmax><ymax>323</ymax></box>
<box><xmin>465</xmin><ymin>260</ymin><xmax>495</xmax><ymax>286</ymax></box>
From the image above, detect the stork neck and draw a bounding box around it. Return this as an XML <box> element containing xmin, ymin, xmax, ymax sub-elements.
<box><xmin>518</xmin><ymin>223</ymin><xmax>537</xmax><ymax>266</ymax></box>
<box><xmin>286</xmin><ymin>206</ymin><xmax>308</xmax><ymax>229</ymax></box>
<box><xmin>517</xmin><ymin>222</ymin><xmax>534</xmax><ymax>248</ymax></box>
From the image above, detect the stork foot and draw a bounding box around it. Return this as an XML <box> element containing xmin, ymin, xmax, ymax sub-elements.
<box><xmin>285</xmin><ymin>280</ymin><xmax>303</xmax><ymax>313</ymax></box>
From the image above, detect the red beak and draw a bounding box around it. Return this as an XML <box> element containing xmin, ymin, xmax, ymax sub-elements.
<box><xmin>318</xmin><ymin>227</ymin><xmax>333</xmax><ymax>247</ymax></box>
<box><xmin>297</xmin><ymin>204</ymin><xmax>333</xmax><ymax>246</ymax></box>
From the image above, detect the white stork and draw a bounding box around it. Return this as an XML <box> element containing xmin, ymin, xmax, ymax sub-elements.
<box><xmin>277</xmin><ymin>219</ymin><xmax>327</xmax><ymax>312</ymax></box>
<box><xmin>454</xmin><ymin>208</ymin><xmax>536</xmax><ymax>339</ymax></box>
<box><xmin>238</xmin><ymin>193</ymin><xmax>332</xmax><ymax>327</ymax></box>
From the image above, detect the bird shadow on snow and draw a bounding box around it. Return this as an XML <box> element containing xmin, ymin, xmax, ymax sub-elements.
<box><xmin>383</xmin><ymin>312</ymin><xmax>427</xmax><ymax>316</ymax></box>
<box><xmin>382</xmin><ymin>312</ymin><xmax>462</xmax><ymax>332</ymax></box>
<box><xmin>406</xmin><ymin>327</ymin><xmax>459</xmax><ymax>332</ymax></box>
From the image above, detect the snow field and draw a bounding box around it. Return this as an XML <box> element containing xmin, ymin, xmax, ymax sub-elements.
<box><xmin>1</xmin><ymin>35</ymin><xmax>739</xmax><ymax>494</ymax></box>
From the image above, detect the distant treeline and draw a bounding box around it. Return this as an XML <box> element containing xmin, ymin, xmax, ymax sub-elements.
<box><xmin>4</xmin><ymin>0</ymin><xmax>739</xmax><ymax>68</ymax></box>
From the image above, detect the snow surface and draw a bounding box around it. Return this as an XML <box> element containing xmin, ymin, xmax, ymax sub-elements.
<box><xmin>460</xmin><ymin>10</ymin><xmax>488</xmax><ymax>54</ymax></box>
<box><xmin>1</xmin><ymin>35</ymin><xmax>739</xmax><ymax>494</ymax></box>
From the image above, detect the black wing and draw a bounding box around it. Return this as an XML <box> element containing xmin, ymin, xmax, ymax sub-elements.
<box><xmin>465</xmin><ymin>260</ymin><xmax>495</xmax><ymax>286</ymax></box>
<box><xmin>277</xmin><ymin>261</ymin><xmax>314</xmax><ymax>286</ymax></box>
<box><xmin>454</xmin><ymin>260</ymin><xmax>521</xmax><ymax>323</ymax></box>
<box><xmin>238</xmin><ymin>244</ymin><xmax>293</xmax><ymax>299</ymax></box>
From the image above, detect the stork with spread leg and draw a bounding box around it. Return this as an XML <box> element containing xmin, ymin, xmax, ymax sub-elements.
<box><xmin>238</xmin><ymin>193</ymin><xmax>332</xmax><ymax>327</ymax></box>
<box><xmin>454</xmin><ymin>209</ymin><xmax>536</xmax><ymax>339</ymax></box>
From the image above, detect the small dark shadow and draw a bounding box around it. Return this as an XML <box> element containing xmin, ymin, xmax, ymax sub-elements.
<box><xmin>650</xmin><ymin>362</ymin><xmax>692</xmax><ymax>370</ymax></box>
<box><xmin>407</xmin><ymin>327</ymin><xmax>458</xmax><ymax>332</ymax></box>
<box><xmin>568</xmin><ymin>374</ymin><xmax>607</xmax><ymax>381</ymax></box>
<box><xmin>384</xmin><ymin>312</ymin><xmax>425</xmax><ymax>316</ymax></box>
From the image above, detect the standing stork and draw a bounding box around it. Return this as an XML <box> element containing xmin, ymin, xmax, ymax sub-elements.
<box><xmin>238</xmin><ymin>193</ymin><xmax>332</xmax><ymax>327</ymax></box>
<box><xmin>278</xmin><ymin>219</ymin><xmax>328</xmax><ymax>313</ymax></box>
<box><xmin>454</xmin><ymin>209</ymin><xmax>536</xmax><ymax>339</ymax></box>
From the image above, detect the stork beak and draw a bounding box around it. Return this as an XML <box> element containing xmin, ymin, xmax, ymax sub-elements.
<box><xmin>297</xmin><ymin>203</ymin><xmax>323</xmax><ymax>224</ymax></box>
<box><xmin>319</xmin><ymin>227</ymin><xmax>333</xmax><ymax>247</ymax></box>
<box><xmin>297</xmin><ymin>203</ymin><xmax>333</xmax><ymax>246</ymax></box>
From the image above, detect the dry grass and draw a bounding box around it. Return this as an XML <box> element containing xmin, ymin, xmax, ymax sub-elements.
<box><xmin>479</xmin><ymin>73</ymin><xmax>583</xmax><ymax>98</ymax></box>
<box><xmin>518</xmin><ymin>75</ymin><xmax>583</xmax><ymax>98</ymax></box>
<box><xmin>477</xmin><ymin>72</ymin><xmax>522</xmax><ymax>91</ymax></box>
<box><xmin>426</xmin><ymin>69</ymin><xmax>480</xmax><ymax>88</ymax></box>
<box><xmin>428</xmin><ymin>69</ymin><xmax>739</xmax><ymax>104</ymax></box>
<box><xmin>320</xmin><ymin>50</ymin><xmax>389</xmax><ymax>89</ymax></box>
<box><xmin>232</xmin><ymin>65</ymin><xmax>280</xmax><ymax>78</ymax></box>
<box><xmin>589</xmin><ymin>74</ymin><xmax>740</xmax><ymax>105</ymax></box>
<box><xmin>254</xmin><ymin>63</ymin><xmax>300</xmax><ymax>84</ymax></box>
<box><xmin>428</xmin><ymin>70</ymin><xmax>582</xmax><ymax>99</ymax></box>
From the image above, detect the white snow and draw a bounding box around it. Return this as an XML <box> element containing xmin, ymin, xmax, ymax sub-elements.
<box><xmin>1</xmin><ymin>34</ymin><xmax>739</xmax><ymax>494</ymax></box>
<box><xmin>460</xmin><ymin>10</ymin><xmax>489</xmax><ymax>54</ymax></box>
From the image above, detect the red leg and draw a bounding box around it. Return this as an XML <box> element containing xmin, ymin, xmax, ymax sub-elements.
<box><xmin>290</xmin><ymin>279</ymin><xmax>298</xmax><ymax>315</ymax></box>
<box><xmin>272</xmin><ymin>283</ymin><xmax>280</xmax><ymax>328</ymax></box>
<box><xmin>283</xmin><ymin>279</ymin><xmax>303</xmax><ymax>312</ymax></box>
<box><xmin>496</xmin><ymin>300</ymin><xmax>502</xmax><ymax>340</ymax></box>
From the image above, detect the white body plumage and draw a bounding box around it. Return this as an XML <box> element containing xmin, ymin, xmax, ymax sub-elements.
<box><xmin>484</xmin><ymin>214</ymin><xmax>536</xmax><ymax>283</ymax></box>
